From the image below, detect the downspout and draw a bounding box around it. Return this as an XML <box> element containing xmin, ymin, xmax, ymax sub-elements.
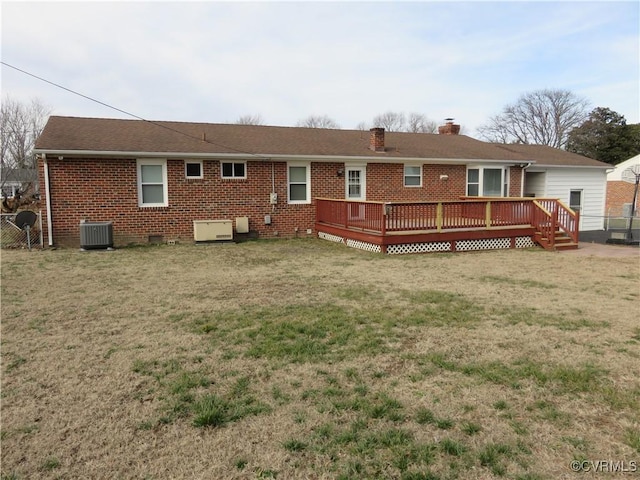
<box><xmin>271</xmin><ymin>160</ymin><xmax>276</xmax><ymax>213</ymax></box>
<box><xmin>43</xmin><ymin>154</ymin><xmax>54</xmax><ymax>247</ymax></box>
<box><xmin>520</xmin><ymin>162</ymin><xmax>532</xmax><ymax>197</ymax></box>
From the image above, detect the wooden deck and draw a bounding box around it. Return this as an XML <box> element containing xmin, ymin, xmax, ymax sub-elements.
<box><xmin>315</xmin><ymin>198</ymin><xmax>579</xmax><ymax>254</ymax></box>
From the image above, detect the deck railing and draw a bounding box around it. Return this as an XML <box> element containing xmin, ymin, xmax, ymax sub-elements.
<box><xmin>531</xmin><ymin>199</ymin><xmax>580</xmax><ymax>246</ymax></box>
<box><xmin>316</xmin><ymin>197</ymin><xmax>579</xmax><ymax>243</ymax></box>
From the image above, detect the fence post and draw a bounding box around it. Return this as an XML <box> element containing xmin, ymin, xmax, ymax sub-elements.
<box><xmin>39</xmin><ymin>210</ymin><xmax>44</xmax><ymax>248</ymax></box>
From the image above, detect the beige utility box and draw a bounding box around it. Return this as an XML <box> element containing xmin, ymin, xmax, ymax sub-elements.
<box><xmin>193</xmin><ymin>220</ymin><xmax>233</xmax><ymax>241</ymax></box>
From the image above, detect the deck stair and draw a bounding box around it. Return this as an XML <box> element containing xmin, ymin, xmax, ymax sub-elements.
<box><xmin>531</xmin><ymin>199</ymin><xmax>580</xmax><ymax>252</ymax></box>
<box><xmin>534</xmin><ymin>229</ymin><xmax>579</xmax><ymax>251</ymax></box>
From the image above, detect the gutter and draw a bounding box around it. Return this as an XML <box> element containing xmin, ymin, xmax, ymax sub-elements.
<box><xmin>32</xmin><ymin>148</ymin><xmax>530</xmax><ymax>166</ymax></box>
<box><xmin>42</xmin><ymin>154</ymin><xmax>54</xmax><ymax>247</ymax></box>
<box><xmin>529</xmin><ymin>163</ymin><xmax>612</xmax><ymax>169</ymax></box>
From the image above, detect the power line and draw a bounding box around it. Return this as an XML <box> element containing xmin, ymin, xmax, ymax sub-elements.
<box><xmin>1</xmin><ymin>61</ymin><xmax>268</xmax><ymax>159</ymax></box>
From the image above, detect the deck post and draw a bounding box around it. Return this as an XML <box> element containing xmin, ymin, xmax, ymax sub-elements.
<box><xmin>486</xmin><ymin>201</ymin><xmax>492</xmax><ymax>229</ymax></box>
<box><xmin>551</xmin><ymin>207</ymin><xmax>558</xmax><ymax>249</ymax></box>
<box><xmin>381</xmin><ymin>203</ymin><xmax>387</xmax><ymax>236</ymax></box>
<box><xmin>344</xmin><ymin>201</ymin><xmax>348</xmax><ymax>229</ymax></box>
<box><xmin>436</xmin><ymin>203</ymin><xmax>443</xmax><ymax>232</ymax></box>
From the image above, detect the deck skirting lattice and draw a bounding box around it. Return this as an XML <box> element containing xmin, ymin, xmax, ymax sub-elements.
<box><xmin>387</xmin><ymin>241</ymin><xmax>452</xmax><ymax>255</ymax></box>
<box><xmin>346</xmin><ymin>239</ymin><xmax>382</xmax><ymax>253</ymax></box>
<box><xmin>456</xmin><ymin>238</ymin><xmax>511</xmax><ymax>251</ymax></box>
<box><xmin>515</xmin><ymin>236</ymin><xmax>536</xmax><ymax>248</ymax></box>
<box><xmin>318</xmin><ymin>231</ymin><xmax>344</xmax><ymax>244</ymax></box>
<box><xmin>317</xmin><ymin>228</ymin><xmax>538</xmax><ymax>255</ymax></box>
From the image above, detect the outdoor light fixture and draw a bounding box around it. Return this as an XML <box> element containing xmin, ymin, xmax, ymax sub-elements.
<box><xmin>337</xmin><ymin>169</ymin><xmax>344</xmax><ymax>177</ymax></box>
<box><xmin>440</xmin><ymin>174</ymin><xmax>449</xmax><ymax>180</ymax></box>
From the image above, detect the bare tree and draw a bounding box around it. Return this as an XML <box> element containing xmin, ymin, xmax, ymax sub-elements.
<box><xmin>235</xmin><ymin>114</ymin><xmax>265</xmax><ymax>125</ymax></box>
<box><xmin>406</xmin><ymin>113</ymin><xmax>437</xmax><ymax>133</ymax></box>
<box><xmin>364</xmin><ymin>112</ymin><xmax>438</xmax><ymax>133</ymax></box>
<box><xmin>477</xmin><ymin>89</ymin><xmax>589</xmax><ymax>148</ymax></box>
<box><xmin>296</xmin><ymin>115</ymin><xmax>340</xmax><ymax>129</ymax></box>
<box><xmin>1</xmin><ymin>96</ymin><xmax>51</xmax><ymax>209</ymax></box>
<box><xmin>372</xmin><ymin>111</ymin><xmax>406</xmax><ymax>132</ymax></box>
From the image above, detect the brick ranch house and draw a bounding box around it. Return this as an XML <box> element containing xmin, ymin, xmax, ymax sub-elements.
<box><xmin>34</xmin><ymin>116</ymin><xmax>610</xmax><ymax>253</ymax></box>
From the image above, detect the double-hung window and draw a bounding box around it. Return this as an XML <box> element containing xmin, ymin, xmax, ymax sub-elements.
<box><xmin>221</xmin><ymin>161</ymin><xmax>246</xmax><ymax>179</ymax></box>
<box><xmin>137</xmin><ymin>159</ymin><xmax>168</xmax><ymax>207</ymax></box>
<box><xmin>404</xmin><ymin>165</ymin><xmax>422</xmax><ymax>187</ymax></box>
<box><xmin>288</xmin><ymin>162</ymin><xmax>311</xmax><ymax>204</ymax></box>
<box><xmin>467</xmin><ymin>167</ymin><xmax>509</xmax><ymax>197</ymax></box>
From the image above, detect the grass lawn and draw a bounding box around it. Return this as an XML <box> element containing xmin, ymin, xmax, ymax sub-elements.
<box><xmin>1</xmin><ymin>239</ymin><xmax>639</xmax><ymax>479</ymax></box>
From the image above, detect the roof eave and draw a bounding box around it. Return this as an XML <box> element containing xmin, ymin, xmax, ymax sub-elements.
<box><xmin>529</xmin><ymin>163</ymin><xmax>611</xmax><ymax>169</ymax></box>
<box><xmin>34</xmin><ymin>149</ymin><xmax>529</xmax><ymax>165</ymax></box>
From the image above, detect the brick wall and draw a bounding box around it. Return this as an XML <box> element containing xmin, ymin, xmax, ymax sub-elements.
<box><xmin>39</xmin><ymin>158</ymin><xmax>524</xmax><ymax>247</ymax></box>
<box><xmin>509</xmin><ymin>167</ymin><xmax>523</xmax><ymax>197</ymax></box>
<box><xmin>606</xmin><ymin>181</ymin><xmax>639</xmax><ymax>216</ymax></box>
<box><xmin>366</xmin><ymin>164</ymin><xmax>467</xmax><ymax>201</ymax></box>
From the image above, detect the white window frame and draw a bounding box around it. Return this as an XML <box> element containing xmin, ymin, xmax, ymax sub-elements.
<box><xmin>569</xmin><ymin>189</ymin><xmax>583</xmax><ymax>213</ymax></box>
<box><xmin>185</xmin><ymin>160</ymin><xmax>203</xmax><ymax>179</ymax></box>
<box><xmin>221</xmin><ymin>161</ymin><xmax>247</xmax><ymax>179</ymax></box>
<box><xmin>404</xmin><ymin>164</ymin><xmax>422</xmax><ymax>187</ymax></box>
<box><xmin>466</xmin><ymin>166</ymin><xmax>509</xmax><ymax>197</ymax></box>
<box><xmin>467</xmin><ymin>168</ymin><xmax>480</xmax><ymax>196</ymax></box>
<box><xmin>137</xmin><ymin>159</ymin><xmax>168</xmax><ymax>207</ymax></box>
<box><xmin>287</xmin><ymin>162</ymin><xmax>311</xmax><ymax>204</ymax></box>
<box><xmin>345</xmin><ymin>165</ymin><xmax>367</xmax><ymax>200</ymax></box>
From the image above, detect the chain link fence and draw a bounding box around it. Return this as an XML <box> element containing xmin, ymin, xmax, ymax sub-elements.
<box><xmin>578</xmin><ymin>213</ymin><xmax>640</xmax><ymax>244</ymax></box>
<box><xmin>0</xmin><ymin>211</ymin><xmax>43</xmax><ymax>249</ymax></box>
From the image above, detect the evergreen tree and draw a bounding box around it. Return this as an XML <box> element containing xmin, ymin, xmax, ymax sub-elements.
<box><xmin>566</xmin><ymin>107</ymin><xmax>640</xmax><ymax>164</ymax></box>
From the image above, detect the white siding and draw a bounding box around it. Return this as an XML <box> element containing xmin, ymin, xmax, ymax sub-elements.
<box><xmin>524</xmin><ymin>171</ymin><xmax>546</xmax><ymax>197</ymax></box>
<box><xmin>541</xmin><ymin>168</ymin><xmax>607</xmax><ymax>231</ymax></box>
<box><xmin>607</xmin><ymin>154</ymin><xmax>639</xmax><ymax>181</ymax></box>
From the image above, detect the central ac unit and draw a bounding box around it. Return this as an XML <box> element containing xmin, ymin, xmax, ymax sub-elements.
<box><xmin>80</xmin><ymin>222</ymin><xmax>114</xmax><ymax>250</ymax></box>
<box><xmin>193</xmin><ymin>220</ymin><xmax>233</xmax><ymax>242</ymax></box>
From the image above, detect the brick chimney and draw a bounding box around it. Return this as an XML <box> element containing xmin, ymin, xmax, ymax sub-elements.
<box><xmin>438</xmin><ymin>119</ymin><xmax>460</xmax><ymax>135</ymax></box>
<box><xmin>369</xmin><ymin>127</ymin><xmax>385</xmax><ymax>151</ymax></box>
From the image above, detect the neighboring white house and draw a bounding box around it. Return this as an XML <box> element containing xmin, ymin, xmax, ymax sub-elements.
<box><xmin>606</xmin><ymin>154</ymin><xmax>640</xmax><ymax>218</ymax></box>
<box><xmin>608</xmin><ymin>154</ymin><xmax>640</xmax><ymax>181</ymax></box>
<box><xmin>0</xmin><ymin>168</ymin><xmax>38</xmax><ymax>198</ymax></box>
<box><xmin>496</xmin><ymin>144</ymin><xmax>611</xmax><ymax>231</ymax></box>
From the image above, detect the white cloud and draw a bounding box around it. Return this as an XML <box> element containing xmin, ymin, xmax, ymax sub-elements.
<box><xmin>2</xmin><ymin>1</ymin><xmax>638</xmax><ymax>134</ymax></box>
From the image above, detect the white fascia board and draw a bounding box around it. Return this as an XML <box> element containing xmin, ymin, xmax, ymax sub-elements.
<box><xmin>532</xmin><ymin>164</ymin><xmax>611</xmax><ymax>170</ymax></box>
<box><xmin>268</xmin><ymin>155</ymin><xmax>527</xmax><ymax>165</ymax></box>
<box><xmin>34</xmin><ymin>149</ymin><xmax>265</xmax><ymax>160</ymax></box>
<box><xmin>463</xmin><ymin>159</ymin><xmax>531</xmax><ymax>166</ymax></box>
<box><xmin>34</xmin><ymin>149</ymin><xmax>531</xmax><ymax>166</ymax></box>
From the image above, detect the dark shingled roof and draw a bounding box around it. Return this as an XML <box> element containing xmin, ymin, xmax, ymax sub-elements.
<box><xmin>494</xmin><ymin>143</ymin><xmax>611</xmax><ymax>167</ymax></box>
<box><xmin>35</xmin><ymin>116</ymin><xmax>610</xmax><ymax>168</ymax></box>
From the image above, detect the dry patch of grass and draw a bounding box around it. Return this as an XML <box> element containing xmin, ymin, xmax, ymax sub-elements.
<box><xmin>1</xmin><ymin>239</ymin><xmax>639</xmax><ymax>479</ymax></box>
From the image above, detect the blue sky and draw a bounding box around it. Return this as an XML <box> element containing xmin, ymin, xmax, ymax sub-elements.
<box><xmin>1</xmin><ymin>1</ymin><xmax>638</xmax><ymax>137</ymax></box>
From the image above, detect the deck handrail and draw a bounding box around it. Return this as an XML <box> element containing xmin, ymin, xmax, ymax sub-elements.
<box><xmin>532</xmin><ymin>200</ymin><xmax>556</xmax><ymax>249</ymax></box>
<box><xmin>316</xmin><ymin>197</ymin><xmax>579</xmax><ymax>246</ymax></box>
<box><xmin>555</xmin><ymin>200</ymin><xmax>580</xmax><ymax>243</ymax></box>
